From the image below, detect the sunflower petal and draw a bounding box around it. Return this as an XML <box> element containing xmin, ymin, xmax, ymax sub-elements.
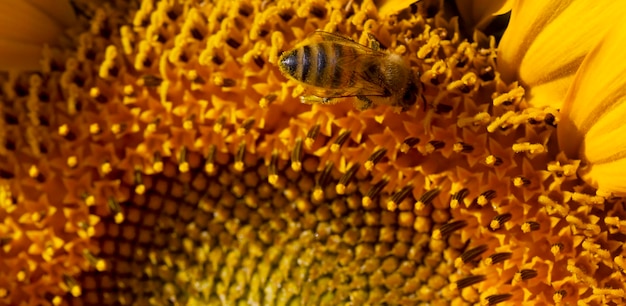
<box><xmin>557</xmin><ymin>16</ymin><xmax>626</xmax><ymax>195</ymax></box>
<box><xmin>0</xmin><ymin>0</ymin><xmax>75</xmax><ymax>70</ymax></box>
<box><xmin>454</xmin><ymin>0</ymin><xmax>512</xmax><ymax>31</ymax></box>
<box><xmin>25</xmin><ymin>0</ymin><xmax>77</xmax><ymax>28</ymax></box>
<box><xmin>378</xmin><ymin>0</ymin><xmax>419</xmax><ymax>17</ymax></box>
<box><xmin>0</xmin><ymin>39</ymin><xmax>45</xmax><ymax>71</ymax></box>
<box><xmin>498</xmin><ymin>0</ymin><xmax>626</xmax><ymax>109</ymax></box>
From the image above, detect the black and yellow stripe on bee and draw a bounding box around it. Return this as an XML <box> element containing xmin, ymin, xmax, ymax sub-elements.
<box><xmin>279</xmin><ymin>42</ymin><xmax>356</xmax><ymax>89</ymax></box>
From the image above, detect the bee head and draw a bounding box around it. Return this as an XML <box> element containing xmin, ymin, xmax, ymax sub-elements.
<box><xmin>400</xmin><ymin>79</ymin><xmax>419</xmax><ymax>110</ymax></box>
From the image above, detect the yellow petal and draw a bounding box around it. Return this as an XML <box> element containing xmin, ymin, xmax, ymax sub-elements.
<box><xmin>377</xmin><ymin>0</ymin><xmax>418</xmax><ymax>17</ymax></box>
<box><xmin>0</xmin><ymin>39</ymin><xmax>44</xmax><ymax>71</ymax></box>
<box><xmin>0</xmin><ymin>0</ymin><xmax>75</xmax><ymax>70</ymax></box>
<box><xmin>24</xmin><ymin>0</ymin><xmax>77</xmax><ymax>28</ymax></box>
<box><xmin>498</xmin><ymin>0</ymin><xmax>626</xmax><ymax>109</ymax></box>
<box><xmin>454</xmin><ymin>0</ymin><xmax>512</xmax><ymax>32</ymax></box>
<box><xmin>557</xmin><ymin>16</ymin><xmax>626</xmax><ymax>195</ymax></box>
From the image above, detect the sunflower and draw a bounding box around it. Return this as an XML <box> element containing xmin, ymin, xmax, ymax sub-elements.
<box><xmin>1</xmin><ymin>0</ymin><xmax>625</xmax><ymax>305</ymax></box>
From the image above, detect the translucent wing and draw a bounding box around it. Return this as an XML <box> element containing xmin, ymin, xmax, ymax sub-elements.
<box><xmin>302</xmin><ymin>31</ymin><xmax>392</xmax><ymax>98</ymax></box>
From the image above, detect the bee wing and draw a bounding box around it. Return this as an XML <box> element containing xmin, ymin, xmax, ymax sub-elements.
<box><xmin>308</xmin><ymin>55</ymin><xmax>392</xmax><ymax>98</ymax></box>
<box><xmin>309</xmin><ymin>31</ymin><xmax>374</xmax><ymax>52</ymax></box>
<box><xmin>295</xmin><ymin>31</ymin><xmax>393</xmax><ymax>99</ymax></box>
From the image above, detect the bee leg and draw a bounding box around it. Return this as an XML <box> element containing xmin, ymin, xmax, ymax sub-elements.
<box><xmin>355</xmin><ymin>95</ymin><xmax>374</xmax><ymax>110</ymax></box>
<box><xmin>300</xmin><ymin>95</ymin><xmax>334</xmax><ymax>105</ymax></box>
<box><xmin>366</xmin><ymin>33</ymin><xmax>382</xmax><ymax>51</ymax></box>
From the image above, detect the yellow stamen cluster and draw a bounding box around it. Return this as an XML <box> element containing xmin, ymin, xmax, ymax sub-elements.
<box><xmin>0</xmin><ymin>0</ymin><xmax>625</xmax><ymax>305</ymax></box>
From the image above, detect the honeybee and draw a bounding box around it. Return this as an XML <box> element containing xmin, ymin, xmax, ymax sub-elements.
<box><xmin>278</xmin><ymin>30</ymin><xmax>421</xmax><ymax>111</ymax></box>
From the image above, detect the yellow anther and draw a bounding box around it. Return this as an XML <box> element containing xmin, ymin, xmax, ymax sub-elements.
<box><xmin>101</xmin><ymin>162</ymin><xmax>112</xmax><ymax>174</ymax></box>
<box><xmin>89</xmin><ymin>123</ymin><xmax>101</xmax><ymax>134</ymax></box>
<box><xmin>67</xmin><ymin>156</ymin><xmax>78</xmax><ymax>168</ymax></box>
<box><xmin>28</xmin><ymin>165</ymin><xmax>39</xmax><ymax>178</ymax></box>
<box><xmin>58</xmin><ymin>124</ymin><xmax>69</xmax><ymax>136</ymax></box>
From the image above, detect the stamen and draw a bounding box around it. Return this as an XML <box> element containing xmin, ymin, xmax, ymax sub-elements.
<box><xmin>457</xmin><ymin>112</ymin><xmax>491</xmax><ymax>128</ymax></box>
<box><xmin>477</xmin><ymin>190</ymin><xmax>496</xmax><ymax>206</ymax></box>
<box><xmin>63</xmin><ymin>274</ymin><xmax>82</xmax><ymax>297</ymax></box>
<box><xmin>331</xmin><ymin>130</ymin><xmax>351</xmax><ymax>153</ymax></box>
<box><xmin>489</xmin><ymin>213</ymin><xmax>512</xmax><ymax>230</ymax></box>
<box><xmin>107</xmin><ymin>198</ymin><xmax>124</xmax><ymax>224</ymax></box>
<box><xmin>178</xmin><ymin>147</ymin><xmax>189</xmax><ymax>173</ymax></box>
<box><xmin>456</xmin><ymin>275</ymin><xmax>486</xmax><ymax>289</ymax></box>
<box><xmin>212</xmin><ymin>75</ymin><xmax>236</xmax><ymax>87</ymax></box>
<box><xmin>512</xmin><ymin>176</ymin><xmax>530</xmax><ymax>187</ymax></box>
<box><xmin>553</xmin><ymin>290</ymin><xmax>567</xmax><ymax>303</ymax></box>
<box><xmin>460</xmin><ymin>244</ymin><xmax>488</xmax><ymax>264</ymax></box>
<box><xmin>268</xmin><ymin>152</ymin><xmax>279</xmax><ymax>186</ymax></box>
<box><xmin>58</xmin><ymin>124</ymin><xmax>76</xmax><ymax>140</ymax></box>
<box><xmin>260</xmin><ymin>93</ymin><xmax>277</xmax><ymax>108</ymax></box>
<box><xmin>89</xmin><ymin>87</ymin><xmax>108</xmax><ymax>103</ymax></box>
<box><xmin>111</xmin><ymin>123</ymin><xmax>127</xmax><ymax>135</ymax></box>
<box><xmin>453</xmin><ymin>142</ymin><xmax>474</xmax><ymax>153</ymax></box>
<box><xmin>387</xmin><ymin>185</ymin><xmax>413</xmax><ymax>211</ymax></box>
<box><xmin>485</xmin><ymin>293</ymin><xmax>512</xmax><ymax>305</ymax></box>
<box><xmin>492</xmin><ymin>86</ymin><xmax>524</xmax><ymax>106</ymax></box>
<box><xmin>605</xmin><ymin>216</ymin><xmax>626</xmax><ymax>234</ymax></box>
<box><xmin>551</xmin><ymin>243</ymin><xmax>563</xmax><ymax>256</ymax></box>
<box><xmin>205</xmin><ymin>144</ymin><xmax>217</xmax><ymax>176</ymax></box>
<box><xmin>101</xmin><ymin>161</ymin><xmax>112</xmax><ymax>175</ymax></box>
<box><xmin>487</xmin><ymin>252</ymin><xmax>512</xmax><ymax>265</ymax></box>
<box><xmin>484</xmin><ymin>155</ymin><xmax>503</xmax><ymax>166</ymax></box>
<box><xmin>400</xmin><ymin>137</ymin><xmax>420</xmax><ymax>153</ymax></box>
<box><xmin>336</xmin><ymin>163</ymin><xmax>359</xmax><ymax>194</ymax></box>
<box><xmin>547</xmin><ymin>161</ymin><xmax>578</xmax><ymax>177</ymax></box>
<box><xmin>521</xmin><ymin>221</ymin><xmax>540</xmax><ymax>233</ymax></box>
<box><xmin>362</xmin><ymin>178</ymin><xmax>389</xmax><ymax>208</ymax></box>
<box><xmin>234</xmin><ymin>143</ymin><xmax>246</xmax><ymax>172</ymax></box>
<box><xmin>28</xmin><ymin>165</ymin><xmax>45</xmax><ymax>182</ymax></box>
<box><xmin>569</xmin><ymin>192</ymin><xmax>605</xmax><ymax>206</ymax></box>
<box><xmin>305</xmin><ymin>124</ymin><xmax>320</xmax><ymax>148</ymax></box>
<box><xmin>153</xmin><ymin>152</ymin><xmax>163</xmax><ymax>172</ymax></box>
<box><xmin>83</xmin><ymin>250</ymin><xmax>107</xmax><ymax>271</ymax></box>
<box><xmin>414</xmin><ymin>188</ymin><xmax>441</xmax><ymax>211</ymax></box>
<box><xmin>365</xmin><ymin>148</ymin><xmax>387</xmax><ymax>171</ymax></box>
<box><xmin>432</xmin><ymin>220</ymin><xmax>467</xmax><ymax>240</ymax></box>
<box><xmin>518</xmin><ymin>269</ymin><xmax>538</xmax><ymax>280</ymax></box>
<box><xmin>450</xmin><ymin>188</ymin><xmax>469</xmax><ymax>209</ymax></box>
<box><xmin>425</xmin><ymin>140</ymin><xmax>445</xmax><ymax>154</ymax></box>
<box><xmin>313</xmin><ymin>162</ymin><xmax>334</xmax><ymax>202</ymax></box>
<box><xmin>236</xmin><ymin>118</ymin><xmax>255</xmax><ymax>137</ymax></box>
<box><xmin>291</xmin><ymin>138</ymin><xmax>303</xmax><ymax>172</ymax></box>
<box><xmin>512</xmin><ymin>142</ymin><xmax>545</xmax><ymax>154</ymax></box>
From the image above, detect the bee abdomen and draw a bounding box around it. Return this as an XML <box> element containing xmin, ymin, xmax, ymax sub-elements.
<box><xmin>280</xmin><ymin>44</ymin><xmax>332</xmax><ymax>86</ymax></box>
<box><xmin>312</xmin><ymin>42</ymin><xmax>345</xmax><ymax>89</ymax></box>
<box><xmin>279</xmin><ymin>45</ymin><xmax>315</xmax><ymax>83</ymax></box>
<box><xmin>279</xmin><ymin>50</ymin><xmax>298</xmax><ymax>78</ymax></box>
<box><xmin>279</xmin><ymin>41</ymin><xmax>351</xmax><ymax>89</ymax></box>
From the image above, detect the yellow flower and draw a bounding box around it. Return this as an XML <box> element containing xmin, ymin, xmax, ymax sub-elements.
<box><xmin>0</xmin><ymin>0</ymin><xmax>77</xmax><ymax>71</ymax></box>
<box><xmin>1</xmin><ymin>0</ymin><xmax>625</xmax><ymax>305</ymax></box>
<box><xmin>453</xmin><ymin>0</ymin><xmax>512</xmax><ymax>37</ymax></box>
<box><xmin>498</xmin><ymin>0</ymin><xmax>626</xmax><ymax>109</ymax></box>
<box><xmin>557</xmin><ymin>18</ymin><xmax>626</xmax><ymax>195</ymax></box>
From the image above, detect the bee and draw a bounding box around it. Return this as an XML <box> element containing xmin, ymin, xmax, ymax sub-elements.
<box><xmin>278</xmin><ymin>30</ymin><xmax>421</xmax><ymax>111</ymax></box>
